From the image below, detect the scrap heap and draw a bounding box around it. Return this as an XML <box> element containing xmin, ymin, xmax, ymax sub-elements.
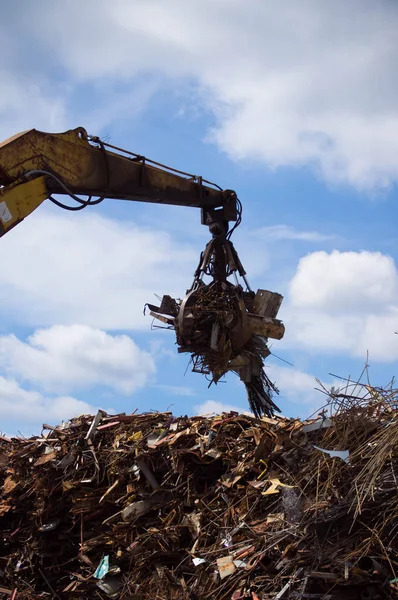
<box><xmin>1</xmin><ymin>388</ymin><xmax>398</xmax><ymax>599</ymax></box>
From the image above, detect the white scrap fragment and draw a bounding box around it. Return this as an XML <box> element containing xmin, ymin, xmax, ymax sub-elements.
<box><xmin>274</xmin><ymin>580</ymin><xmax>291</xmax><ymax>599</ymax></box>
<box><xmin>233</xmin><ymin>560</ymin><xmax>247</xmax><ymax>568</ymax></box>
<box><xmin>222</xmin><ymin>534</ymin><xmax>232</xmax><ymax>548</ymax></box>
<box><xmin>147</xmin><ymin>432</ymin><xmax>160</xmax><ymax>448</ymax></box>
<box><xmin>131</xmin><ymin>464</ymin><xmax>140</xmax><ymax>478</ymax></box>
<box><xmin>192</xmin><ymin>557</ymin><xmax>206</xmax><ymax>566</ymax></box>
<box><xmin>313</xmin><ymin>445</ymin><xmax>350</xmax><ymax>463</ymax></box>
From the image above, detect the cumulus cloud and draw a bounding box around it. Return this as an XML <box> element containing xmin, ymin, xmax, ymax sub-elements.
<box><xmin>194</xmin><ymin>399</ymin><xmax>249</xmax><ymax>416</ymax></box>
<box><xmin>0</xmin><ymin>210</ymin><xmax>196</xmax><ymax>329</ymax></box>
<box><xmin>267</xmin><ymin>364</ymin><xmax>327</xmax><ymax>412</ymax></box>
<box><xmin>284</xmin><ymin>250</ymin><xmax>398</xmax><ymax>361</ymax></box>
<box><xmin>0</xmin><ymin>325</ymin><xmax>155</xmax><ymax>395</ymax></box>
<box><xmin>194</xmin><ymin>365</ymin><xmax>328</xmax><ymax>417</ymax></box>
<box><xmin>0</xmin><ymin>376</ymin><xmax>98</xmax><ymax>437</ymax></box>
<box><xmin>0</xmin><ymin>76</ymin><xmax>68</xmax><ymax>140</ymax></box>
<box><xmin>290</xmin><ymin>250</ymin><xmax>398</xmax><ymax>312</ymax></box>
<box><xmin>2</xmin><ymin>1</ymin><xmax>398</xmax><ymax>188</ymax></box>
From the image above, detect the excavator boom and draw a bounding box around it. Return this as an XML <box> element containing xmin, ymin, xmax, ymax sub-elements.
<box><xmin>0</xmin><ymin>126</ymin><xmax>238</xmax><ymax>236</ymax></box>
<box><xmin>0</xmin><ymin>125</ymin><xmax>284</xmax><ymax>417</ymax></box>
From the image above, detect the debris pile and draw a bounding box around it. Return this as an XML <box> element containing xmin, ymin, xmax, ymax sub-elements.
<box><xmin>148</xmin><ymin>284</ymin><xmax>284</xmax><ymax>419</ymax></box>
<box><xmin>147</xmin><ymin>237</ymin><xmax>285</xmax><ymax>418</ymax></box>
<box><xmin>1</xmin><ymin>392</ymin><xmax>398</xmax><ymax>599</ymax></box>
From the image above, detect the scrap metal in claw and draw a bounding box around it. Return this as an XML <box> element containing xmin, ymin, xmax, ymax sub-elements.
<box><xmin>146</xmin><ymin>233</ymin><xmax>285</xmax><ymax>418</ymax></box>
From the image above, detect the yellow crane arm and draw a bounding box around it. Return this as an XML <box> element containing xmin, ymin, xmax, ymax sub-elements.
<box><xmin>0</xmin><ymin>126</ymin><xmax>285</xmax><ymax>419</ymax></box>
<box><xmin>0</xmin><ymin>127</ymin><xmax>238</xmax><ymax>236</ymax></box>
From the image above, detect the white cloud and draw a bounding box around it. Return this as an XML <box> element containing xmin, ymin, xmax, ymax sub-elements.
<box><xmin>284</xmin><ymin>250</ymin><xmax>398</xmax><ymax>361</ymax></box>
<box><xmin>267</xmin><ymin>364</ymin><xmax>326</xmax><ymax>410</ymax></box>
<box><xmin>0</xmin><ymin>325</ymin><xmax>155</xmax><ymax>395</ymax></box>
<box><xmin>254</xmin><ymin>225</ymin><xmax>335</xmax><ymax>243</ymax></box>
<box><xmin>195</xmin><ymin>364</ymin><xmax>328</xmax><ymax>417</ymax></box>
<box><xmin>290</xmin><ymin>250</ymin><xmax>398</xmax><ymax>313</ymax></box>
<box><xmin>0</xmin><ymin>73</ymin><xmax>68</xmax><ymax>141</ymax></box>
<box><xmin>194</xmin><ymin>399</ymin><xmax>249</xmax><ymax>416</ymax></box>
<box><xmin>0</xmin><ymin>209</ymin><xmax>196</xmax><ymax>329</ymax></box>
<box><xmin>0</xmin><ymin>376</ymin><xmax>98</xmax><ymax>436</ymax></box>
<box><xmin>2</xmin><ymin>1</ymin><xmax>398</xmax><ymax>188</ymax></box>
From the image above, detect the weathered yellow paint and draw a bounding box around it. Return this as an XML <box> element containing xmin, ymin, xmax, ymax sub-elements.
<box><xmin>0</xmin><ymin>127</ymin><xmax>95</xmax><ymax>186</ymax></box>
<box><xmin>0</xmin><ymin>125</ymin><xmax>233</xmax><ymax>237</ymax></box>
<box><xmin>0</xmin><ymin>176</ymin><xmax>49</xmax><ymax>236</ymax></box>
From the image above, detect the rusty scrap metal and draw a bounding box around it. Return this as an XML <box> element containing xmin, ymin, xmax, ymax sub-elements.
<box><xmin>147</xmin><ymin>232</ymin><xmax>285</xmax><ymax>418</ymax></box>
<box><xmin>1</xmin><ymin>394</ymin><xmax>398</xmax><ymax>599</ymax></box>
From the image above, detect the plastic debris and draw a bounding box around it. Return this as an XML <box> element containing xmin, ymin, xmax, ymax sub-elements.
<box><xmin>192</xmin><ymin>557</ymin><xmax>206</xmax><ymax>566</ymax></box>
<box><xmin>38</xmin><ymin>519</ymin><xmax>60</xmax><ymax>532</ymax></box>
<box><xmin>96</xmin><ymin>576</ymin><xmax>123</xmax><ymax>597</ymax></box>
<box><xmin>94</xmin><ymin>555</ymin><xmax>110</xmax><ymax>579</ymax></box>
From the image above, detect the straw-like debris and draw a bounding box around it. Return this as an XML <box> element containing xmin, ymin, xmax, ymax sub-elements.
<box><xmin>1</xmin><ymin>389</ymin><xmax>398</xmax><ymax>599</ymax></box>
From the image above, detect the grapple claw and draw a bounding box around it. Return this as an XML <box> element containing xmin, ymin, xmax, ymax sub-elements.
<box><xmin>147</xmin><ymin>235</ymin><xmax>285</xmax><ymax>417</ymax></box>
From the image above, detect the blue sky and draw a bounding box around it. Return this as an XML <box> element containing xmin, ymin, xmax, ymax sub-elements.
<box><xmin>1</xmin><ymin>0</ymin><xmax>398</xmax><ymax>435</ymax></box>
